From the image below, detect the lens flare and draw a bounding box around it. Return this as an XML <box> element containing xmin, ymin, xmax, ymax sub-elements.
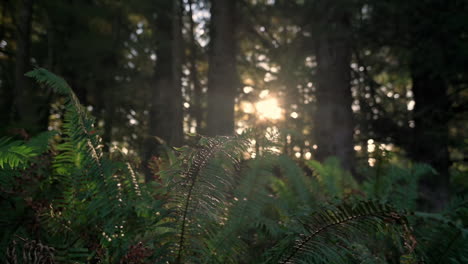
<box><xmin>255</xmin><ymin>98</ymin><xmax>283</xmax><ymax>120</ymax></box>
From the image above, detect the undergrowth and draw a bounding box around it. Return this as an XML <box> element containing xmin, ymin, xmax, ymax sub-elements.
<box><xmin>0</xmin><ymin>68</ymin><xmax>467</xmax><ymax>263</ymax></box>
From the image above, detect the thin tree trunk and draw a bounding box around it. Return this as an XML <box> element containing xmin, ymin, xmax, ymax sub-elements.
<box><xmin>313</xmin><ymin>3</ymin><xmax>355</xmax><ymax>173</ymax></box>
<box><xmin>206</xmin><ymin>0</ymin><xmax>238</xmax><ymax>136</ymax></box>
<box><xmin>410</xmin><ymin>61</ymin><xmax>450</xmax><ymax>209</ymax></box>
<box><xmin>143</xmin><ymin>0</ymin><xmax>184</xmax><ymax>182</ymax></box>
<box><xmin>45</xmin><ymin>12</ymin><xmax>55</xmax><ymax>72</ymax></box>
<box><xmin>406</xmin><ymin>0</ymin><xmax>451</xmax><ymax>210</ymax></box>
<box><xmin>171</xmin><ymin>0</ymin><xmax>184</xmax><ymax>146</ymax></box>
<box><xmin>102</xmin><ymin>85</ymin><xmax>114</xmax><ymax>151</ymax></box>
<box><xmin>102</xmin><ymin>4</ymin><xmax>122</xmax><ymax>150</ymax></box>
<box><xmin>1</xmin><ymin>1</ymin><xmax>13</xmax><ymax>127</ymax></box>
<box><xmin>14</xmin><ymin>0</ymin><xmax>35</xmax><ymax>132</ymax></box>
<box><xmin>187</xmin><ymin>0</ymin><xmax>203</xmax><ymax>133</ymax></box>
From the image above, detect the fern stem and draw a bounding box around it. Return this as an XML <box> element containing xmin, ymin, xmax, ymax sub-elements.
<box><xmin>176</xmin><ymin>175</ymin><xmax>197</xmax><ymax>264</ymax></box>
<box><xmin>280</xmin><ymin>209</ymin><xmax>399</xmax><ymax>264</ymax></box>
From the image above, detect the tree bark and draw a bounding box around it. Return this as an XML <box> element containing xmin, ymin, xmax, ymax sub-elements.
<box><xmin>102</xmin><ymin>3</ymin><xmax>123</xmax><ymax>151</ymax></box>
<box><xmin>410</xmin><ymin>56</ymin><xmax>450</xmax><ymax>209</ymax></box>
<box><xmin>313</xmin><ymin>3</ymin><xmax>355</xmax><ymax>173</ymax></box>
<box><xmin>406</xmin><ymin>0</ymin><xmax>451</xmax><ymax>209</ymax></box>
<box><xmin>143</xmin><ymin>0</ymin><xmax>184</xmax><ymax>182</ymax></box>
<box><xmin>0</xmin><ymin>1</ymin><xmax>13</xmax><ymax>128</ymax></box>
<box><xmin>13</xmin><ymin>0</ymin><xmax>37</xmax><ymax>133</ymax></box>
<box><xmin>171</xmin><ymin>0</ymin><xmax>184</xmax><ymax>146</ymax></box>
<box><xmin>187</xmin><ymin>0</ymin><xmax>203</xmax><ymax>133</ymax></box>
<box><xmin>206</xmin><ymin>0</ymin><xmax>238</xmax><ymax>136</ymax></box>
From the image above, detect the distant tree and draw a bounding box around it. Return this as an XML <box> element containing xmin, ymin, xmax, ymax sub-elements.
<box><xmin>13</xmin><ymin>0</ymin><xmax>49</xmax><ymax>134</ymax></box>
<box><xmin>187</xmin><ymin>0</ymin><xmax>204</xmax><ymax>134</ymax></box>
<box><xmin>0</xmin><ymin>0</ymin><xmax>16</xmax><ymax>132</ymax></box>
<box><xmin>206</xmin><ymin>0</ymin><xmax>238</xmax><ymax>136</ymax></box>
<box><xmin>143</xmin><ymin>0</ymin><xmax>184</xmax><ymax>181</ymax></box>
<box><xmin>357</xmin><ymin>0</ymin><xmax>468</xmax><ymax>207</ymax></box>
<box><xmin>312</xmin><ymin>0</ymin><xmax>355</xmax><ymax>174</ymax></box>
<box><xmin>406</xmin><ymin>0</ymin><xmax>457</xmax><ymax>207</ymax></box>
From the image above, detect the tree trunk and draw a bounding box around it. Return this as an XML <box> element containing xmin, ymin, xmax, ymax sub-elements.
<box><xmin>143</xmin><ymin>0</ymin><xmax>184</xmax><ymax>182</ymax></box>
<box><xmin>188</xmin><ymin>0</ymin><xmax>203</xmax><ymax>134</ymax></box>
<box><xmin>171</xmin><ymin>0</ymin><xmax>184</xmax><ymax>146</ymax></box>
<box><xmin>206</xmin><ymin>0</ymin><xmax>238</xmax><ymax>136</ymax></box>
<box><xmin>410</xmin><ymin>59</ymin><xmax>450</xmax><ymax>210</ymax></box>
<box><xmin>102</xmin><ymin>4</ymin><xmax>122</xmax><ymax>150</ymax></box>
<box><xmin>406</xmin><ymin>0</ymin><xmax>451</xmax><ymax>210</ymax></box>
<box><xmin>313</xmin><ymin>3</ymin><xmax>355</xmax><ymax>173</ymax></box>
<box><xmin>0</xmin><ymin>0</ymin><xmax>13</xmax><ymax>129</ymax></box>
<box><xmin>14</xmin><ymin>0</ymin><xmax>38</xmax><ymax>133</ymax></box>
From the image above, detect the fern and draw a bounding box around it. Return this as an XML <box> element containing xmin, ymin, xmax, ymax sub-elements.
<box><xmin>267</xmin><ymin>201</ymin><xmax>417</xmax><ymax>264</ymax></box>
<box><xmin>415</xmin><ymin>197</ymin><xmax>468</xmax><ymax>263</ymax></box>
<box><xmin>0</xmin><ymin>131</ymin><xmax>54</xmax><ymax>169</ymax></box>
<box><xmin>363</xmin><ymin>162</ymin><xmax>434</xmax><ymax>210</ymax></box>
<box><xmin>0</xmin><ymin>131</ymin><xmax>54</xmax><ymax>197</ymax></box>
<box><xmin>23</xmin><ymin>68</ymin><xmax>171</xmax><ymax>263</ymax></box>
<box><xmin>166</xmin><ymin>135</ymin><xmax>248</xmax><ymax>263</ymax></box>
<box><xmin>307</xmin><ymin>157</ymin><xmax>359</xmax><ymax>199</ymax></box>
<box><xmin>201</xmin><ymin>153</ymin><xmax>279</xmax><ymax>263</ymax></box>
<box><xmin>0</xmin><ymin>68</ymin><xmax>464</xmax><ymax>264</ymax></box>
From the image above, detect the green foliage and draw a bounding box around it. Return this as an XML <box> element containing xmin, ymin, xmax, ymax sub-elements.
<box><xmin>1</xmin><ymin>69</ymin><xmax>172</xmax><ymax>263</ymax></box>
<box><xmin>414</xmin><ymin>198</ymin><xmax>468</xmax><ymax>264</ymax></box>
<box><xmin>267</xmin><ymin>201</ymin><xmax>416</xmax><ymax>264</ymax></box>
<box><xmin>1</xmin><ymin>68</ymin><xmax>467</xmax><ymax>263</ymax></box>
<box><xmin>168</xmin><ymin>135</ymin><xmax>249</xmax><ymax>263</ymax></box>
<box><xmin>0</xmin><ymin>131</ymin><xmax>55</xmax><ymax>169</ymax></box>
<box><xmin>307</xmin><ymin>157</ymin><xmax>359</xmax><ymax>199</ymax></box>
<box><xmin>362</xmin><ymin>162</ymin><xmax>435</xmax><ymax>210</ymax></box>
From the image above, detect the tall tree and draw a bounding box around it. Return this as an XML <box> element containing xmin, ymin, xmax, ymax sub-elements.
<box><xmin>171</xmin><ymin>0</ymin><xmax>184</xmax><ymax>145</ymax></box>
<box><xmin>407</xmin><ymin>0</ymin><xmax>454</xmax><ymax>208</ymax></box>
<box><xmin>14</xmin><ymin>0</ymin><xmax>46</xmax><ymax>134</ymax></box>
<box><xmin>0</xmin><ymin>1</ymin><xmax>15</xmax><ymax>132</ymax></box>
<box><xmin>143</xmin><ymin>0</ymin><xmax>183</xmax><ymax>181</ymax></box>
<box><xmin>187</xmin><ymin>0</ymin><xmax>203</xmax><ymax>133</ymax></box>
<box><xmin>206</xmin><ymin>0</ymin><xmax>238</xmax><ymax>136</ymax></box>
<box><xmin>102</xmin><ymin>2</ymin><xmax>124</xmax><ymax>150</ymax></box>
<box><xmin>358</xmin><ymin>0</ymin><xmax>468</xmax><ymax>207</ymax></box>
<box><xmin>312</xmin><ymin>1</ymin><xmax>355</xmax><ymax>173</ymax></box>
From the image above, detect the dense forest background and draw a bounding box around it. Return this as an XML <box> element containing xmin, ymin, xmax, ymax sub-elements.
<box><xmin>1</xmin><ymin>0</ymin><xmax>468</xmax><ymax>263</ymax></box>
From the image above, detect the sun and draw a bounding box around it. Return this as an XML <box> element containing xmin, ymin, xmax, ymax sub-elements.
<box><xmin>255</xmin><ymin>97</ymin><xmax>283</xmax><ymax>120</ymax></box>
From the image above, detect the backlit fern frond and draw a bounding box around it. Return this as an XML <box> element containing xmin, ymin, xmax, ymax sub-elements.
<box><xmin>201</xmin><ymin>153</ymin><xmax>280</xmax><ymax>263</ymax></box>
<box><xmin>25</xmin><ymin>68</ymin><xmax>73</xmax><ymax>96</ymax></box>
<box><xmin>415</xmin><ymin>198</ymin><xmax>468</xmax><ymax>264</ymax></box>
<box><xmin>269</xmin><ymin>201</ymin><xmax>417</xmax><ymax>264</ymax></box>
<box><xmin>307</xmin><ymin>157</ymin><xmax>359</xmax><ymax>199</ymax></box>
<box><xmin>169</xmin><ymin>135</ymin><xmax>249</xmax><ymax>263</ymax></box>
<box><xmin>0</xmin><ymin>131</ymin><xmax>54</xmax><ymax>169</ymax></box>
<box><xmin>25</xmin><ymin>68</ymin><xmax>171</xmax><ymax>263</ymax></box>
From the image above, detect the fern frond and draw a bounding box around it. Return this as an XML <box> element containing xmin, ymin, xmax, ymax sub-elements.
<box><xmin>201</xmin><ymin>153</ymin><xmax>281</xmax><ymax>263</ymax></box>
<box><xmin>415</xmin><ymin>200</ymin><xmax>468</xmax><ymax>264</ymax></box>
<box><xmin>25</xmin><ymin>68</ymin><xmax>72</xmax><ymax>96</ymax></box>
<box><xmin>0</xmin><ymin>131</ymin><xmax>54</xmax><ymax>189</ymax></box>
<box><xmin>363</xmin><ymin>163</ymin><xmax>434</xmax><ymax>210</ymax></box>
<box><xmin>25</xmin><ymin>68</ymin><xmax>171</xmax><ymax>263</ymax></box>
<box><xmin>169</xmin><ymin>135</ymin><xmax>248</xmax><ymax>263</ymax></box>
<box><xmin>307</xmin><ymin>157</ymin><xmax>359</xmax><ymax>199</ymax></box>
<box><xmin>418</xmin><ymin>222</ymin><xmax>468</xmax><ymax>264</ymax></box>
<box><xmin>269</xmin><ymin>201</ymin><xmax>416</xmax><ymax>264</ymax></box>
<box><xmin>0</xmin><ymin>137</ymin><xmax>36</xmax><ymax>169</ymax></box>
